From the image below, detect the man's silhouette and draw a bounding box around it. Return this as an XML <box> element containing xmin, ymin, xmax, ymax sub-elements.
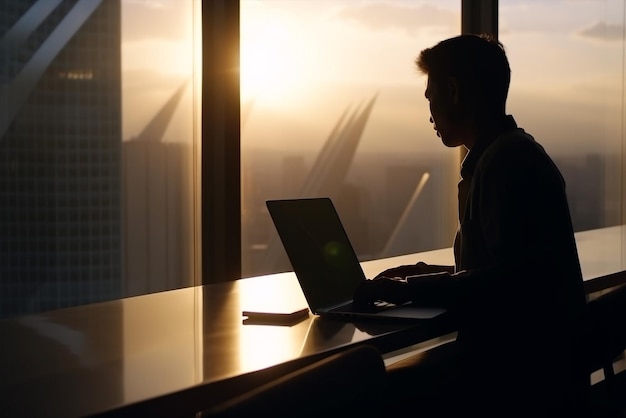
<box><xmin>354</xmin><ymin>34</ymin><xmax>589</xmax><ymax>416</ymax></box>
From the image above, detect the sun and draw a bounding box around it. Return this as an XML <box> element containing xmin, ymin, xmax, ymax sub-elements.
<box><xmin>240</xmin><ymin>11</ymin><xmax>300</xmax><ymax>106</ymax></box>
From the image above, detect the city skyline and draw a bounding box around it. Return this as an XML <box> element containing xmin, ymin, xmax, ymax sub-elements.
<box><xmin>241</xmin><ymin>145</ymin><xmax>618</xmax><ymax>277</ymax></box>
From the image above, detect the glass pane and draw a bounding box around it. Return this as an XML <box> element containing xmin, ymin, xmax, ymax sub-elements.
<box><xmin>240</xmin><ymin>0</ymin><xmax>461</xmax><ymax>277</ymax></box>
<box><xmin>500</xmin><ymin>0</ymin><xmax>626</xmax><ymax>276</ymax></box>
<box><xmin>0</xmin><ymin>0</ymin><xmax>200</xmax><ymax>318</ymax></box>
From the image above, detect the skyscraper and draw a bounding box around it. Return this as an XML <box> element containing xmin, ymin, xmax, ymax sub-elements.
<box><xmin>122</xmin><ymin>82</ymin><xmax>194</xmax><ymax>296</ymax></box>
<box><xmin>0</xmin><ymin>0</ymin><xmax>122</xmax><ymax>318</ymax></box>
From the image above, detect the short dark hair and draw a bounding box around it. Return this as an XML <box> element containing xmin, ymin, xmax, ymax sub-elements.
<box><xmin>416</xmin><ymin>34</ymin><xmax>511</xmax><ymax>111</ymax></box>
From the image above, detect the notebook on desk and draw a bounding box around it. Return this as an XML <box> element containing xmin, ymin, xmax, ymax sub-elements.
<box><xmin>266</xmin><ymin>198</ymin><xmax>446</xmax><ymax>321</ymax></box>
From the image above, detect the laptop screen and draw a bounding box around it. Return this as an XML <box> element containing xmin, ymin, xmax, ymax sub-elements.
<box><xmin>266</xmin><ymin>198</ymin><xmax>367</xmax><ymax>312</ymax></box>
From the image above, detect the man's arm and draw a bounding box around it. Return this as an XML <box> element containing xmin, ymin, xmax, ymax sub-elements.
<box><xmin>374</xmin><ymin>262</ymin><xmax>455</xmax><ymax>279</ymax></box>
<box><xmin>354</xmin><ymin>270</ymin><xmax>462</xmax><ymax>310</ymax></box>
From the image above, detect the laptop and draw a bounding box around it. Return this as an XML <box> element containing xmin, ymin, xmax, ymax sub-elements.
<box><xmin>266</xmin><ymin>197</ymin><xmax>446</xmax><ymax>321</ymax></box>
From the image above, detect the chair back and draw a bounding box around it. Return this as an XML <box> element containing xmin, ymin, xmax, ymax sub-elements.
<box><xmin>584</xmin><ymin>284</ymin><xmax>626</xmax><ymax>375</ymax></box>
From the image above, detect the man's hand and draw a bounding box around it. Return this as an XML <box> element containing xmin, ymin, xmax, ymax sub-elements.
<box><xmin>374</xmin><ymin>262</ymin><xmax>453</xmax><ymax>280</ymax></box>
<box><xmin>353</xmin><ymin>276</ymin><xmax>411</xmax><ymax>311</ymax></box>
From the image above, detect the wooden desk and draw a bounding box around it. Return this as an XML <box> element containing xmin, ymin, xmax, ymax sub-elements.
<box><xmin>1</xmin><ymin>226</ymin><xmax>623</xmax><ymax>417</ymax></box>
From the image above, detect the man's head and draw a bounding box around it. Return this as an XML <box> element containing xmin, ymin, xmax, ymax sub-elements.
<box><xmin>416</xmin><ymin>34</ymin><xmax>511</xmax><ymax>148</ymax></box>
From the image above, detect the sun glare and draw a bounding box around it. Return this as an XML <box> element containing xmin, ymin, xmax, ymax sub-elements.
<box><xmin>240</xmin><ymin>14</ymin><xmax>300</xmax><ymax>106</ymax></box>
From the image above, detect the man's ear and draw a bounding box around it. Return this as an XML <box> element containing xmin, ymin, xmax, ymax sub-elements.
<box><xmin>446</xmin><ymin>76</ymin><xmax>460</xmax><ymax>105</ymax></box>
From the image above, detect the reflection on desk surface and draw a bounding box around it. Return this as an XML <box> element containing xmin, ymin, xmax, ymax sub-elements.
<box><xmin>0</xmin><ymin>276</ymin><xmax>428</xmax><ymax>418</ymax></box>
<box><xmin>299</xmin><ymin>317</ymin><xmax>356</xmax><ymax>356</ymax></box>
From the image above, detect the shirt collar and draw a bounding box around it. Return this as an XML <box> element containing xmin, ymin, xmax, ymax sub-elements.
<box><xmin>460</xmin><ymin>115</ymin><xmax>518</xmax><ymax>179</ymax></box>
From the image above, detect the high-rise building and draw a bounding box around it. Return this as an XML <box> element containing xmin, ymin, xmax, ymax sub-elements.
<box><xmin>0</xmin><ymin>0</ymin><xmax>122</xmax><ymax>318</ymax></box>
<box><xmin>122</xmin><ymin>82</ymin><xmax>194</xmax><ymax>296</ymax></box>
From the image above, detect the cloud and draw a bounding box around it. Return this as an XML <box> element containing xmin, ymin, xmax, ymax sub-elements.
<box><xmin>577</xmin><ymin>21</ymin><xmax>624</xmax><ymax>41</ymax></box>
<box><xmin>124</xmin><ymin>0</ymin><xmax>168</xmax><ymax>8</ymax></box>
<box><xmin>122</xmin><ymin>0</ymin><xmax>193</xmax><ymax>42</ymax></box>
<box><xmin>336</xmin><ymin>2</ymin><xmax>457</xmax><ymax>35</ymax></box>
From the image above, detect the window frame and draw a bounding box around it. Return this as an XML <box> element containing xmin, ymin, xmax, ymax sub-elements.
<box><xmin>201</xmin><ymin>0</ymin><xmax>242</xmax><ymax>283</ymax></box>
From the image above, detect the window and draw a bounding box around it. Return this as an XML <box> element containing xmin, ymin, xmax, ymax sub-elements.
<box><xmin>500</xmin><ymin>0</ymin><xmax>626</xmax><ymax>277</ymax></box>
<box><xmin>240</xmin><ymin>0</ymin><xmax>462</xmax><ymax>277</ymax></box>
<box><xmin>2</xmin><ymin>0</ymin><xmax>624</xmax><ymax>319</ymax></box>
<box><xmin>0</xmin><ymin>0</ymin><xmax>200</xmax><ymax>318</ymax></box>
<box><xmin>240</xmin><ymin>0</ymin><xmax>626</xmax><ymax>280</ymax></box>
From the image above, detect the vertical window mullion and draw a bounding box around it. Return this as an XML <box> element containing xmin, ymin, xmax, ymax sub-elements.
<box><xmin>201</xmin><ymin>0</ymin><xmax>241</xmax><ymax>283</ymax></box>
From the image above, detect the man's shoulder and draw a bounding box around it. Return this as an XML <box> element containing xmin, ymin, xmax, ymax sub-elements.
<box><xmin>488</xmin><ymin>127</ymin><xmax>540</xmax><ymax>153</ymax></box>
<box><xmin>475</xmin><ymin>127</ymin><xmax>564</xmax><ymax>187</ymax></box>
<box><xmin>480</xmin><ymin>128</ymin><xmax>551</xmax><ymax>167</ymax></box>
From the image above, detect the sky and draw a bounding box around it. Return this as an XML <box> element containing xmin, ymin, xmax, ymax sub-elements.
<box><xmin>117</xmin><ymin>0</ymin><xmax>626</xmax><ymax>158</ymax></box>
<box><xmin>120</xmin><ymin>0</ymin><xmax>197</xmax><ymax>142</ymax></box>
<box><xmin>239</xmin><ymin>0</ymin><xmax>625</xmax><ymax>157</ymax></box>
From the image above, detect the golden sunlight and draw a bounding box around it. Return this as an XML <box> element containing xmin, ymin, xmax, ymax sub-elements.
<box><xmin>240</xmin><ymin>10</ymin><xmax>301</xmax><ymax>105</ymax></box>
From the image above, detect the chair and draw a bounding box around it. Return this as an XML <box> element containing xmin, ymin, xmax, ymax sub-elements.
<box><xmin>201</xmin><ymin>344</ymin><xmax>388</xmax><ymax>418</ymax></box>
<box><xmin>584</xmin><ymin>284</ymin><xmax>626</xmax><ymax>415</ymax></box>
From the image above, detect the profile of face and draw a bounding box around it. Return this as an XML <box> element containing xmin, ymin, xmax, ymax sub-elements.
<box><xmin>424</xmin><ymin>76</ymin><xmax>465</xmax><ymax>148</ymax></box>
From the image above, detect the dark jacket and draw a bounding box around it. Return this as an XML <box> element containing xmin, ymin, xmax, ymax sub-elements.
<box><xmin>414</xmin><ymin>115</ymin><xmax>589</xmax><ymax>414</ymax></box>
<box><xmin>453</xmin><ymin>116</ymin><xmax>586</xmax><ymax>346</ymax></box>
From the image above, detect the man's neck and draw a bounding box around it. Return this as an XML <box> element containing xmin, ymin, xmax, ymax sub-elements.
<box><xmin>464</xmin><ymin>112</ymin><xmax>509</xmax><ymax>150</ymax></box>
